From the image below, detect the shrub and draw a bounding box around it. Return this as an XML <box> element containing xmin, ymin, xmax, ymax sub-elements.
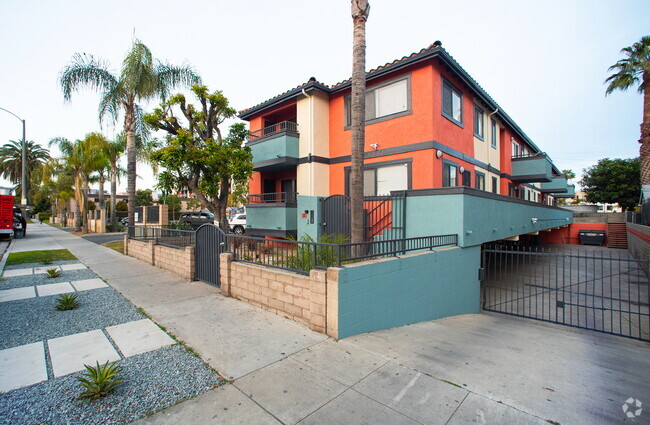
<box><xmin>77</xmin><ymin>361</ymin><xmax>123</xmax><ymax>399</ymax></box>
<box><xmin>38</xmin><ymin>212</ymin><xmax>52</xmax><ymax>222</ymax></box>
<box><xmin>55</xmin><ymin>293</ymin><xmax>79</xmax><ymax>311</ymax></box>
<box><xmin>42</xmin><ymin>258</ymin><xmax>53</xmax><ymax>265</ymax></box>
<box><xmin>46</xmin><ymin>268</ymin><xmax>61</xmax><ymax>278</ymax></box>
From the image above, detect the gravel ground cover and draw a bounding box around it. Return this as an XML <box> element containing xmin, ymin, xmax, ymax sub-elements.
<box><xmin>0</xmin><ymin>288</ymin><xmax>145</xmax><ymax>350</ymax></box>
<box><xmin>0</xmin><ymin>268</ymin><xmax>98</xmax><ymax>290</ymax></box>
<box><xmin>0</xmin><ymin>344</ymin><xmax>224</xmax><ymax>425</ymax></box>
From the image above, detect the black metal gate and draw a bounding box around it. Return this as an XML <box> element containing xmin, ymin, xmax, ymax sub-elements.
<box><xmin>481</xmin><ymin>245</ymin><xmax>650</xmax><ymax>341</ymax></box>
<box><xmin>321</xmin><ymin>195</ymin><xmax>351</xmax><ymax>238</ymax></box>
<box><xmin>195</xmin><ymin>224</ymin><xmax>228</xmax><ymax>286</ymax></box>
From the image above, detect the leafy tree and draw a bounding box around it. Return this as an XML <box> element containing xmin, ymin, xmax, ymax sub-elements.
<box><xmin>580</xmin><ymin>158</ymin><xmax>640</xmax><ymax>211</ymax></box>
<box><xmin>350</xmin><ymin>0</ymin><xmax>370</xmax><ymax>245</ymax></box>
<box><xmin>186</xmin><ymin>198</ymin><xmax>202</xmax><ymax>211</ymax></box>
<box><xmin>0</xmin><ymin>139</ymin><xmax>50</xmax><ymax>202</ymax></box>
<box><xmin>605</xmin><ymin>36</ymin><xmax>650</xmax><ymax>199</ymax></box>
<box><xmin>116</xmin><ymin>200</ymin><xmax>128</xmax><ymax>211</ymax></box>
<box><xmin>136</xmin><ymin>189</ymin><xmax>153</xmax><ymax>206</ymax></box>
<box><xmin>104</xmin><ymin>134</ymin><xmax>127</xmax><ymax>231</ymax></box>
<box><xmin>161</xmin><ymin>194</ymin><xmax>182</xmax><ymax>220</ymax></box>
<box><xmin>228</xmin><ymin>183</ymin><xmax>248</xmax><ymax>208</ymax></box>
<box><xmin>59</xmin><ymin>40</ymin><xmax>201</xmax><ymax>232</ymax></box>
<box><xmin>144</xmin><ymin>85</ymin><xmax>253</xmax><ymax>231</ymax></box>
<box><xmin>87</xmin><ymin>200</ymin><xmax>96</xmax><ymax>211</ymax></box>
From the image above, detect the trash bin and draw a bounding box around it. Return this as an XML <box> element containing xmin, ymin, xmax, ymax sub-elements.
<box><xmin>578</xmin><ymin>230</ymin><xmax>605</xmax><ymax>245</ymax></box>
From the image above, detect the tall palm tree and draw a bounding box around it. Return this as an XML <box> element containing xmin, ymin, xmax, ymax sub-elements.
<box><xmin>350</xmin><ymin>0</ymin><xmax>370</xmax><ymax>245</ymax></box>
<box><xmin>606</xmin><ymin>35</ymin><xmax>650</xmax><ymax>201</ymax></box>
<box><xmin>59</xmin><ymin>40</ymin><xmax>201</xmax><ymax>232</ymax></box>
<box><xmin>105</xmin><ymin>134</ymin><xmax>127</xmax><ymax>232</ymax></box>
<box><xmin>0</xmin><ymin>139</ymin><xmax>50</xmax><ymax>201</ymax></box>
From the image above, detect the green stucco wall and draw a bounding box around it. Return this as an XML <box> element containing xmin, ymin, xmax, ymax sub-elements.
<box><xmin>337</xmin><ymin>246</ymin><xmax>481</xmax><ymax>339</ymax></box>
<box><xmin>247</xmin><ymin>206</ymin><xmax>297</xmax><ymax>232</ymax></box>
<box><xmin>250</xmin><ymin>134</ymin><xmax>299</xmax><ymax>163</ymax></box>
<box><xmin>404</xmin><ymin>190</ymin><xmax>573</xmax><ymax>247</ymax></box>
<box><xmin>297</xmin><ymin>195</ymin><xmax>323</xmax><ymax>240</ymax></box>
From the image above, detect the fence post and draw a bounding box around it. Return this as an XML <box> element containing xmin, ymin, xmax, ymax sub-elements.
<box><xmin>220</xmin><ymin>252</ymin><xmax>233</xmax><ymax>296</ymax></box>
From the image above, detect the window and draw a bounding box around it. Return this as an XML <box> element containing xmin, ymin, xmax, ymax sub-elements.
<box><xmin>473</xmin><ymin>105</ymin><xmax>484</xmax><ymax>139</ymax></box>
<box><xmin>512</xmin><ymin>140</ymin><xmax>520</xmax><ymax>158</ymax></box>
<box><xmin>491</xmin><ymin>177</ymin><xmax>498</xmax><ymax>194</ymax></box>
<box><xmin>475</xmin><ymin>172</ymin><xmax>485</xmax><ymax>190</ymax></box>
<box><xmin>345</xmin><ymin>77</ymin><xmax>410</xmax><ymax>126</ymax></box>
<box><xmin>360</xmin><ymin>163</ymin><xmax>409</xmax><ymax>196</ymax></box>
<box><xmin>442</xmin><ymin>80</ymin><xmax>463</xmax><ymax>125</ymax></box>
<box><xmin>443</xmin><ymin>162</ymin><xmax>458</xmax><ymax>187</ymax></box>
<box><xmin>491</xmin><ymin>119</ymin><xmax>498</xmax><ymax>148</ymax></box>
<box><xmin>462</xmin><ymin>171</ymin><xmax>471</xmax><ymax>187</ymax></box>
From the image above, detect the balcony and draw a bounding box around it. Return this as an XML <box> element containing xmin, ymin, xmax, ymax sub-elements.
<box><xmin>246</xmin><ymin>192</ymin><xmax>298</xmax><ymax>238</ymax></box>
<box><xmin>510</xmin><ymin>153</ymin><xmax>553</xmax><ymax>183</ymax></box>
<box><xmin>540</xmin><ymin>176</ymin><xmax>569</xmax><ymax>193</ymax></box>
<box><xmin>553</xmin><ymin>185</ymin><xmax>576</xmax><ymax>198</ymax></box>
<box><xmin>248</xmin><ymin>121</ymin><xmax>299</xmax><ymax>172</ymax></box>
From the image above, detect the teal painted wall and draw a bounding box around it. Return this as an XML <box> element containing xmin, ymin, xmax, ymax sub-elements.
<box><xmin>247</xmin><ymin>206</ymin><xmax>297</xmax><ymax>231</ymax></box>
<box><xmin>511</xmin><ymin>156</ymin><xmax>552</xmax><ymax>180</ymax></box>
<box><xmin>404</xmin><ymin>191</ymin><xmax>573</xmax><ymax>247</ymax></box>
<box><xmin>337</xmin><ymin>246</ymin><xmax>481</xmax><ymax>339</ymax></box>
<box><xmin>541</xmin><ymin>176</ymin><xmax>568</xmax><ymax>192</ymax></box>
<box><xmin>297</xmin><ymin>196</ymin><xmax>323</xmax><ymax>240</ymax></box>
<box><xmin>250</xmin><ymin>135</ymin><xmax>299</xmax><ymax>163</ymax></box>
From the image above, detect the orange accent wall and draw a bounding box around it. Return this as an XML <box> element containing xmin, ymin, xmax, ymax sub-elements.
<box><xmin>540</xmin><ymin>223</ymin><xmax>607</xmax><ymax>245</ymax></box>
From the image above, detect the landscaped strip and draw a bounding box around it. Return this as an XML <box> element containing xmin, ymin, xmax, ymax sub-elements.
<box><xmin>6</xmin><ymin>249</ymin><xmax>77</xmax><ymax>266</ymax></box>
<box><xmin>102</xmin><ymin>241</ymin><xmax>124</xmax><ymax>254</ymax></box>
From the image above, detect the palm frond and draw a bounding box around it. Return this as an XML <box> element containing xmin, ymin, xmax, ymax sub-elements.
<box><xmin>121</xmin><ymin>41</ymin><xmax>157</xmax><ymax>100</ymax></box>
<box><xmin>59</xmin><ymin>53</ymin><xmax>118</xmax><ymax>102</ymax></box>
<box><xmin>605</xmin><ymin>36</ymin><xmax>650</xmax><ymax>95</ymax></box>
<box><xmin>98</xmin><ymin>82</ymin><xmax>124</xmax><ymax>126</ymax></box>
<box><xmin>155</xmin><ymin>62</ymin><xmax>202</xmax><ymax>100</ymax></box>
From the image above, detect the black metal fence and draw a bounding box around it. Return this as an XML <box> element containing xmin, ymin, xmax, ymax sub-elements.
<box><xmin>128</xmin><ymin>225</ymin><xmax>195</xmax><ymax>248</ymax></box>
<box><xmin>248</xmin><ymin>120</ymin><xmax>298</xmax><ymax>142</ymax></box>
<box><xmin>227</xmin><ymin>233</ymin><xmax>458</xmax><ymax>275</ymax></box>
<box><xmin>248</xmin><ymin>192</ymin><xmax>297</xmax><ymax>205</ymax></box>
<box><xmin>482</xmin><ymin>245</ymin><xmax>650</xmax><ymax>341</ymax></box>
<box><xmin>627</xmin><ymin>211</ymin><xmax>648</xmax><ymax>226</ymax></box>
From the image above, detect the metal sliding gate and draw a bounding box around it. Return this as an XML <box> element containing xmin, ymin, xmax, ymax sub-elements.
<box><xmin>481</xmin><ymin>246</ymin><xmax>650</xmax><ymax>341</ymax></box>
<box><xmin>195</xmin><ymin>224</ymin><xmax>228</xmax><ymax>286</ymax></box>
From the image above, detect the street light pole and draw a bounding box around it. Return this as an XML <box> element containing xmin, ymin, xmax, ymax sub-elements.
<box><xmin>0</xmin><ymin>107</ymin><xmax>27</xmax><ymax>205</ymax></box>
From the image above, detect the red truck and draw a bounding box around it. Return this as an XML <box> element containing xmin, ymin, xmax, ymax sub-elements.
<box><xmin>0</xmin><ymin>195</ymin><xmax>14</xmax><ymax>238</ymax></box>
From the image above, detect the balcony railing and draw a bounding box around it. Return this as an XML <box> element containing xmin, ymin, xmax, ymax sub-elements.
<box><xmin>247</xmin><ymin>192</ymin><xmax>297</xmax><ymax>205</ymax></box>
<box><xmin>248</xmin><ymin>121</ymin><xmax>298</xmax><ymax>142</ymax></box>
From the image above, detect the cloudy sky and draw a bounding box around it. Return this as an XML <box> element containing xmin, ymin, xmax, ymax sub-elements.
<box><xmin>0</xmin><ymin>0</ymin><xmax>647</xmax><ymax>193</ymax></box>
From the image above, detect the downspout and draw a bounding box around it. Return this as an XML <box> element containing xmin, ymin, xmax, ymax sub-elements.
<box><xmin>302</xmin><ymin>88</ymin><xmax>314</xmax><ymax>195</ymax></box>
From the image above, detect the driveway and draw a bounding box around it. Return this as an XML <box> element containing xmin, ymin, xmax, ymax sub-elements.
<box><xmin>81</xmin><ymin>232</ymin><xmax>125</xmax><ymax>245</ymax></box>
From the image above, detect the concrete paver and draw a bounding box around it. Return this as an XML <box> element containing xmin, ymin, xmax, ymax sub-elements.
<box><xmin>36</xmin><ymin>282</ymin><xmax>75</xmax><ymax>297</ymax></box>
<box><xmin>2</xmin><ymin>268</ymin><xmax>32</xmax><ymax>277</ymax></box>
<box><xmin>235</xmin><ymin>358</ymin><xmax>347</xmax><ymax>425</ymax></box>
<box><xmin>34</xmin><ymin>266</ymin><xmax>61</xmax><ymax>274</ymax></box>
<box><xmin>0</xmin><ymin>286</ymin><xmax>35</xmax><ymax>302</ymax></box>
<box><xmin>60</xmin><ymin>263</ymin><xmax>87</xmax><ymax>271</ymax></box>
<box><xmin>353</xmin><ymin>362</ymin><xmax>467</xmax><ymax>425</ymax></box>
<box><xmin>106</xmin><ymin>319</ymin><xmax>175</xmax><ymax>357</ymax></box>
<box><xmin>70</xmin><ymin>278</ymin><xmax>108</xmax><ymax>291</ymax></box>
<box><xmin>299</xmin><ymin>389</ymin><xmax>420</xmax><ymax>425</ymax></box>
<box><xmin>134</xmin><ymin>385</ymin><xmax>282</xmax><ymax>425</ymax></box>
<box><xmin>0</xmin><ymin>342</ymin><xmax>47</xmax><ymax>392</ymax></box>
<box><xmin>48</xmin><ymin>329</ymin><xmax>120</xmax><ymax>377</ymax></box>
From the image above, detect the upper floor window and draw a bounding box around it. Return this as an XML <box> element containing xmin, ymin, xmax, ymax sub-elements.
<box><xmin>491</xmin><ymin>119</ymin><xmax>498</xmax><ymax>149</ymax></box>
<box><xmin>491</xmin><ymin>176</ymin><xmax>498</xmax><ymax>193</ymax></box>
<box><xmin>473</xmin><ymin>105</ymin><xmax>484</xmax><ymax>139</ymax></box>
<box><xmin>512</xmin><ymin>140</ymin><xmax>520</xmax><ymax>158</ymax></box>
<box><xmin>344</xmin><ymin>76</ymin><xmax>410</xmax><ymax>127</ymax></box>
<box><xmin>442</xmin><ymin>79</ymin><xmax>463</xmax><ymax>125</ymax></box>
<box><xmin>443</xmin><ymin>162</ymin><xmax>458</xmax><ymax>187</ymax></box>
<box><xmin>475</xmin><ymin>172</ymin><xmax>486</xmax><ymax>190</ymax></box>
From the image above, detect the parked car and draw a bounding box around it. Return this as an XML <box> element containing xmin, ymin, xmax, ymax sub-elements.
<box><xmin>180</xmin><ymin>210</ymin><xmax>214</xmax><ymax>228</ymax></box>
<box><xmin>120</xmin><ymin>217</ymin><xmax>129</xmax><ymax>225</ymax></box>
<box><xmin>229</xmin><ymin>213</ymin><xmax>246</xmax><ymax>234</ymax></box>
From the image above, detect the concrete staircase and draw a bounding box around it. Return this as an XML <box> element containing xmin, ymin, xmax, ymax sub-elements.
<box><xmin>607</xmin><ymin>223</ymin><xmax>628</xmax><ymax>249</ymax></box>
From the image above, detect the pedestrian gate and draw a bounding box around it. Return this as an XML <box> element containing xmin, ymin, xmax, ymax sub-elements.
<box><xmin>481</xmin><ymin>246</ymin><xmax>650</xmax><ymax>342</ymax></box>
<box><xmin>195</xmin><ymin>224</ymin><xmax>228</xmax><ymax>286</ymax></box>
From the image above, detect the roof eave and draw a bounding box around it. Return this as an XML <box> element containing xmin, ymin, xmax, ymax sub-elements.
<box><xmin>238</xmin><ymin>82</ymin><xmax>330</xmax><ymax>121</ymax></box>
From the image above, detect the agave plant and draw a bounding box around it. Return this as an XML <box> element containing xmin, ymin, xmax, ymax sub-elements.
<box><xmin>46</xmin><ymin>268</ymin><xmax>61</xmax><ymax>278</ymax></box>
<box><xmin>55</xmin><ymin>293</ymin><xmax>79</xmax><ymax>311</ymax></box>
<box><xmin>77</xmin><ymin>361</ymin><xmax>123</xmax><ymax>399</ymax></box>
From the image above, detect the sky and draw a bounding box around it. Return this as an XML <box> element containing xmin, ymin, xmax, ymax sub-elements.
<box><xmin>0</xmin><ymin>0</ymin><xmax>648</xmax><ymax>194</ymax></box>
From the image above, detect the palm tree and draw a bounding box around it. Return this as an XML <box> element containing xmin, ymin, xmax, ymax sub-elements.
<box><xmin>0</xmin><ymin>139</ymin><xmax>50</xmax><ymax>201</ymax></box>
<box><xmin>59</xmin><ymin>40</ymin><xmax>201</xmax><ymax>232</ymax></box>
<box><xmin>105</xmin><ymin>134</ymin><xmax>127</xmax><ymax>232</ymax></box>
<box><xmin>350</xmin><ymin>0</ymin><xmax>370</xmax><ymax>245</ymax></box>
<box><xmin>606</xmin><ymin>35</ymin><xmax>650</xmax><ymax>201</ymax></box>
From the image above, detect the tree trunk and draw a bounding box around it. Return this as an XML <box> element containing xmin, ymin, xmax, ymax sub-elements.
<box><xmin>640</xmin><ymin>70</ymin><xmax>650</xmax><ymax>201</ymax></box>
<box><xmin>74</xmin><ymin>175</ymin><xmax>83</xmax><ymax>232</ymax></box>
<box><xmin>110</xmin><ymin>163</ymin><xmax>117</xmax><ymax>232</ymax></box>
<box><xmin>217</xmin><ymin>177</ymin><xmax>230</xmax><ymax>232</ymax></box>
<box><xmin>98</xmin><ymin>173</ymin><xmax>105</xmax><ymax>209</ymax></box>
<box><xmin>126</xmin><ymin>121</ymin><xmax>136</xmax><ymax>236</ymax></box>
<box><xmin>82</xmin><ymin>179</ymin><xmax>89</xmax><ymax>234</ymax></box>
<box><xmin>350</xmin><ymin>0</ymin><xmax>370</xmax><ymax>246</ymax></box>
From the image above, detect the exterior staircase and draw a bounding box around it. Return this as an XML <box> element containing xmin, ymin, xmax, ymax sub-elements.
<box><xmin>607</xmin><ymin>223</ymin><xmax>628</xmax><ymax>249</ymax></box>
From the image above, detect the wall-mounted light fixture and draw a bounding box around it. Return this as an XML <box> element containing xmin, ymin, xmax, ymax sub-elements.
<box><xmin>436</xmin><ymin>150</ymin><xmax>443</xmax><ymax>159</ymax></box>
<box><xmin>459</xmin><ymin>166</ymin><xmax>465</xmax><ymax>174</ymax></box>
<box><xmin>370</xmin><ymin>143</ymin><xmax>379</xmax><ymax>150</ymax></box>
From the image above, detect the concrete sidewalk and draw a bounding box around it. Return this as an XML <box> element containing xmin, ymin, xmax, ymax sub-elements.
<box><xmin>15</xmin><ymin>225</ymin><xmax>650</xmax><ymax>425</ymax></box>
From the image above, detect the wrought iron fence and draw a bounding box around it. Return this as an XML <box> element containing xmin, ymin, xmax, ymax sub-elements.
<box><xmin>128</xmin><ymin>225</ymin><xmax>195</xmax><ymax>248</ymax></box>
<box><xmin>226</xmin><ymin>233</ymin><xmax>458</xmax><ymax>275</ymax></box>
<box><xmin>248</xmin><ymin>121</ymin><xmax>298</xmax><ymax>142</ymax></box>
<box><xmin>627</xmin><ymin>211</ymin><xmax>648</xmax><ymax>226</ymax></box>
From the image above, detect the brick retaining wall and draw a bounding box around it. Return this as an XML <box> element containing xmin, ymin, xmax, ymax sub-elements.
<box><xmin>124</xmin><ymin>236</ymin><xmax>195</xmax><ymax>280</ymax></box>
